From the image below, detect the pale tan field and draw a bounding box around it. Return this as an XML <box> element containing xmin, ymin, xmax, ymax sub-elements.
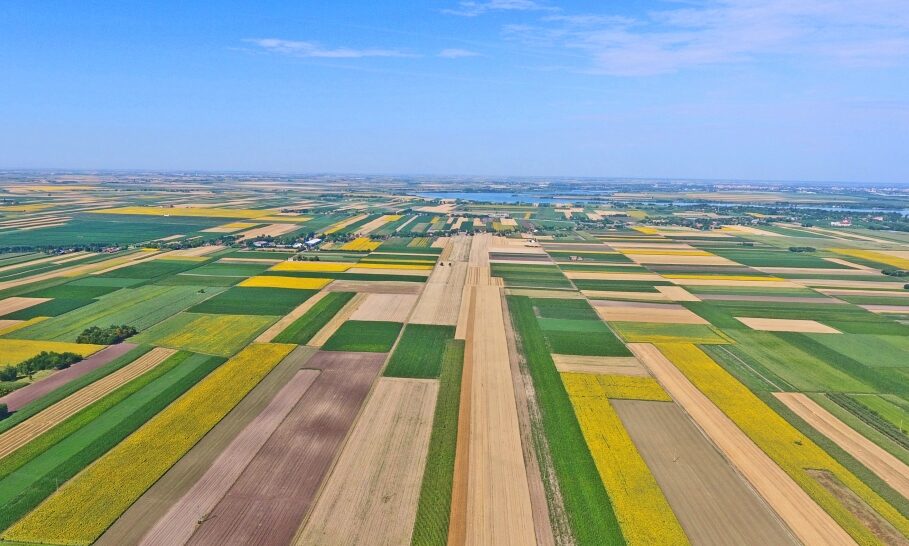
<box><xmin>670</xmin><ymin>278</ymin><xmax>803</xmax><ymax>288</ymax></box>
<box><xmin>628</xmin><ymin>254</ymin><xmax>739</xmax><ymax>266</ymax></box>
<box><xmin>217</xmin><ymin>256</ymin><xmax>283</xmax><ymax>264</ymax></box>
<box><xmin>325</xmin><ymin>280</ymin><xmax>424</xmax><ymax>294</ymax></box>
<box><xmin>168</xmin><ymin>245</ymin><xmax>225</xmax><ymax>257</ymax></box>
<box><xmin>0</xmin><ymin>319</ymin><xmax>22</xmax><ymax>331</ymax></box>
<box><xmin>432</xmin><ymin>236</ymin><xmax>450</xmax><ymax>248</ymax></box>
<box><xmin>410</xmin><ymin>262</ymin><xmax>469</xmax><ymax>325</ymax></box>
<box><xmin>655</xmin><ymin>285</ymin><xmax>701</xmax><ymax>301</ymax></box>
<box><xmin>755</xmin><ymin>267</ymin><xmax>879</xmax><ymax>276</ymax></box>
<box><xmin>719</xmin><ymin>225</ymin><xmax>785</xmax><ymax>237</ymax></box>
<box><xmin>350</xmin><ymin>293</ymin><xmax>418</xmax><ymax>322</ymax></box>
<box><xmin>581</xmin><ymin>290</ymin><xmax>672</xmax><ymax>302</ymax></box>
<box><xmin>200</xmin><ymin>222</ymin><xmax>258</xmax><ymax>233</ymax></box>
<box><xmin>551</xmin><ymin>354</ymin><xmax>648</xmax><ymax>376</ymax></box>
<box><xmin>235</xmin><ymin>223</ymin><xmax>298</xmax><ymax>240</ymax></box>
<box><xmin>504</xmin><ymin>288</ymin><xmax>583</xmax><ymax>299</ymax></box>
<box><xmin>0</xmin><ymin>348</ymin><xmax>175</xmax><ymax>459</ymax></box>
<box><xmin>607</xmin><ymin>242</ymin><xmax>697</xmax><ymax>250</ymax></box>
<box><xmin>735</xmin><ymin>317</ymin><xmax>841</xmax><ymax>333</ymax></box>
<box><xmin>255</xmin><ymin>291</ymin><xmax>328</xmax><ymax>342</ymax></box>
<box><xmin>307</xmin><ymin>293</ymin><xmax>368</xmax><ymax>347</ymax></box>
<box><xmin>416</xmin><ymin>203</ymin><xmax>455</xmax><ymax>213</ymax></box>
<box><xmin>355</xmin><ymin>214</ymin><xmax>399</xmax><ymax>235</ymax></box>
<box><xmin>464</xmin><ymin>285</ymin><xmax>537</xmax><ymax>545</ymax></box>
<box><xmin>631</xmin><ymin>343</ymin><xmax>855</xmax><ymax>546</ymax></box>
<box><xmin>818</xmin><ymin>288</ymin><xmax>909</xmax><ymax>298</ymax></box>
<box><xmin>89</xmin><ymin>249</ymin><xmax>168</xmax><ymax>275</ymax></box>
<box><xmin>796</xmin><ymin>279</ymin><xmax>908</xmax><ymax>290</ymax></box>
<box><xmin>562</xmin><ymin>271</ymin><xmax>664</xmax><ymax>281</ymax></box>
<box><xmin>775</xmin><ymin>393</ymin><xmax>909</xmax><ymax>501</ymax></box>
<box><xmin>294</xmin><ymin>378</ymin><xmax>438</xmax><ymax>545</ymax></box>
<box><xmin>860</xmin><ymin>304</ymin><xmax>909</xmax><ymax>313</ymax></box>
<box><xmin>0</xmin><ymin>296</ymin><xmax>50</xmax><ymax>316</ymax></box>
<box><xmin>595</xmin><ymin>302</ymin><xmax>708</xmax><ymax>324</ymax></box>
<box><xmin>138</xmin><ymin>370</ymin><xmax>320</xmax><ymax>546</ymax></box>
<box><xmin>0</xmin><ymin>252</ymin><xmax>86</xmax><ymax>274</ymax></box>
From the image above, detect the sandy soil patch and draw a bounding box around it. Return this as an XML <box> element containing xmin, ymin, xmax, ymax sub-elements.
<box><xmin>464</xmin><ymin>285</ymin><xmax>537</xmax><ymax>545</ymax></box>
<box><xmin>552</xmin><ymin>354</ymin><xmax>648</xmax><ymax>376</ymax></box>
<box><xmin>325</xmin><ymin>280</ymin><xmax>424</xmax><ymax>294</ymax></box>
<box><xmin>776</xmin><ymin>393</ymin><xmax>909</xmax><ymax>501</ymax></box>
<box><xmin>614</xmin><ymin>400</ymin><xmax>798</xmax><ymax>546</ymax></box>
<box><xmin>350</xmin><ymin>293</ymin><xmax>418</xmax><ymax>322</ymax></box>
<box><xmin>139</xmin><ymin>370</ymin><xmax>320</xmax><ymax>546</ymax></box>
<box><xmin>0</xmin><ymin>319</ymin><xmax>21</xmax><ymax>332</ymax></box>
<box><xmin>410</xmin><ymin>262</ymin><xmax>468</xmax><ymax>326</ymax></box>
<box><xmin>756</xmin><ymin>267</ymin><xmax>882</xmax><ymax>276</ymax></box>
<box><xmin>235</xmin><ymin>223</ymin><xmax>298</xmax><ymax>240</ymax></box>
<box><xmin>631</xmin><ymin>343</ymin><xmax>855</xmax><ymax>546</ymax></box>
<box><xmin>735</xmin><ymin>317</ymin><xmax>841</xmax><ymax>333</ymax></box>
<box><xmin>307</xmin><ymin>293</ymin><xmax>368</xmax><ymax>347</ymax></box>
<box><xmin>255</xmin><ymin>291</ymin><xmax>328</xmax><ymax>342</ymax></box>
<box><xmin>294</xmin><ymin>378</ymin><xmax>438</xmax><ymax>545</ymax></box>
<box><xmin>655</xmin><ymin>286</ymin><xmax>701</xmax><ymax>301</ymax></box>
<box><xmin>201</xmin><ymin>222</ymin><xmax>257</xmax><ymax>233</ymax></box>
<box><xmin>0</xmin><ymin>347</ymin><xmax>174</xmax><ymax>459</ymax></box>
<box><xmin>596</xmin><ymin>303</ymin><xmax>708</xmax><ymax>324</ymax></box>
<box><xmin>0</xmin><ymin>296</ymin><xmax>50</xmax><ymax>316</ymax></box>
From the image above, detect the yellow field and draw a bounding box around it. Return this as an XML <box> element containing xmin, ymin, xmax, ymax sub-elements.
<box><xmin>3</xmin><ymin>343</ymin><xmax>296</xmax><ymax>546</ymax></box>
<box><xmin>656</xmin><ymin>343</ymin><xmax>909</xmax><ymax>544</ymax></box>
<box><xmin>323</xmin><ymin>213</ymin><xmax>368</xmax><ymax>235</ymax></box>
<box><xmin>0</xmin><ymin>339</ymin><xmax>103</xmax><ymax>366</ymax></box>
<box><xmin>341</xmin><ymin>237</ymin><xmax>381</xmax><ymax>251</ymax></box>
<box><xmin>562</xmin><ymin>373</ymin><xmax>689</xmax><ymax>545</ymax></box>
<box><xmin>831</xmin><ymin>248</ymin><xmax>909</xmax><ymax>270</ymax></box>
<box><xmin>353</xmin><ymin>262</ymin><xmax>434</xmax><ymax>270</ymax></box>
<box><xmin>0</xmin><ymin>204</ymin><xmax>54</xmax><ymax>212</ymax></box>
<box><xmin>270</xmin><ymin>261</ymin><xmax>353</xmax><ymax>272</ymax></box>
<box><xmin>0</xmin><ymin>316</ymin><xmax>47</xmax><ymax>336</ymax></box>
<box><xmin>238</xmin><ymin>276</ymin><xmax>331</xmax><ymax>289</ymax></box>
<box><xmin>631</xmin><ymin>226</ymin><xmax>659</xmax><ymax>235</ymax></box>
<box><xmin>90</xmin><ymin>206</ymin><xmax>272</xmax><ymax>219</ymax></box>
<box><xmin>663</xmin><ymin>274</ymin><xmax>785</xmax><ymax>282</ymax></box>
<box><xmin>590</xmin><ymin>373</ymin><xmax>671</xmax><ymax>401</ymax></box>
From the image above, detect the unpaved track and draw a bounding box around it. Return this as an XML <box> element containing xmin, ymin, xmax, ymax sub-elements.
<box><xmin>96</xmin><ymin>346</ymin><xmax>318</xmax><ymax>546</ymax></box>
<box><xmin>139</xmin><ymin>370</ymin><xmax>320</xmax><ymax>546</ymax></box>
<box><xmin>631</xmin><ymin>343</ymin><xmax>855</xmax><ymax>546</ymax></box>
<box><xmin>255</xmin><ymin>291</ymin><xmax>328</xmax><ymax>342</ymax></box>
<box><xmin>0</xmin><ymin>343</ymin><xmax>136</xmax><ymax>411</ymax></box>
<box><xmin>776</xmin><ymin>393</ymin><xmax>909</xmax><ymax>501</ymax></box>
<box><xmin>613</xmin><ymin>399</ymin><xmax>797</xmax><ymax>546</ymax></box>
<box><xmin>0</xmin><ymin>347</ymin><xmax>173</xmax><ymax>459</ymax></box>
<box><xmin>185</xmin><ymin>351</ymin><xmax>386</xmax><ymax>546</ymax></box>
<box><xmin>293</xmin><ymin>378</ymin><xmax>438</xmax><ymax>545</ymax></box>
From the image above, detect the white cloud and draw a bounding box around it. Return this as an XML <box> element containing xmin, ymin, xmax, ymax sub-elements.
<box><xmin>503</xmin><ymin>0</ymin><xmax>909</xmax><ymax>75</ymax></box>
<box><xmin>443</xmin><ymin>0</ymin><xmax>557</xmax><ymax>17</ymax></box>
<box><xmin>247</xmin><ymin>39</ymin><xmax>414</xmax><ymax>59</ymax></box>
<box><xmin>439</xmin><ymin>48</ymin><xmax>481</xmax><ymax>58</ymax></box>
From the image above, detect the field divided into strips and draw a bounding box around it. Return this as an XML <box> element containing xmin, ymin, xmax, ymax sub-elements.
<box><xmin>3</xmin><ymin>343</ymin><xmax>295</xmax><ymax>546</ymax></box>
<box><xmin>0</xmin><ymin>351</ymin><xmax>222</xmax><ymax>532</ymax></box>
<box><xmin>272</xmin><ymin>291</ymin><xmax>355</xmax><ymax>344</ymax></box>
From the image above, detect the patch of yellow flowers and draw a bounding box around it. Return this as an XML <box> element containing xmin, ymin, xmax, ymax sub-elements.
<box><xmin>239</xmin><ymin>275</ymin><xmax>331</xmax><ymax>290</ymax></box>
<box><xmin>4</xmin><ymin>343</ymin><xmax>295</xmax><ymax>546</ymax></box>
<box><xmin>341</xmin><ymin>237</ymin><xmax>381</xmax><ymax>251</ymax></box>
<box><xmin>562</xmin><ymin>372</ymin><xmax>689</xmax><ymax>546</ymax></box>
<box><xmin>657</xmin><ymin>343</ymin><xmax>909</xmax><ymax>545</ymax></box>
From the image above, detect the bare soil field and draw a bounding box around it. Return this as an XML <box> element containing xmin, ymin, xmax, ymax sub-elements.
<box><xmin>594</xmin><ymin>301</ymin><xmax>708</xmax><ymax>324</ymax></box>
<box><xmin>697</xmin><ymin>294</ymin><xmax>845</xmax><ymax>304</ymax></box>
<box><xmin>735</xmin><ymin>317</ymin><xmax>841</xmax><ymax>333</ymax></box>
<box><xmin>0</xmin><ymin>347</ymin><xmax>174</xmax><ymax>459</ymax></box>
<box><xmin>655</xmin><ymin>286</ymin><xmax>701</xmax><ymax>301</ymax></box>
<box><xmin>325</xmin><ymin>280</ymin><xmax>424</xmax><ymax>294</ymax></box>
<box><xmin>410</xmin><ymin>262</ymin><xmax>469</xmax><ymax>325</ymax></box>
<box><xmin>96</xmin><ymin>346</ymin><xmax>319</xmax><ymax>546</ymax></box>
<box><xmin>0</xmin><ymin>296</ymin><xmax>50</xmax><ymax>315</ymax></box>
<box><xmin>235</xmin><ymin>223</ymin><xmax>299</xmax><ymax>241</ymax></box>
<box><xmin>613</xmin><ymin>399</ymin><xmax>797</xmax><ymax>546</ymax></box>
<box><xmin>350</xmin><ymin>292</ymin><xmax>418</xmax><ymax>322</ymax></box>
<box><xmin>552</xmin><ymin>354</ymin><xmax>648</xmax><ymax>376</ymax></box>
<box><xmin>185</xmin><ymin>351</ymin><xmax>385</xmax><ymax>546</ymax></box>
<box><xmin>255</xmin><ymin>291</ymin><xmax>328</xmax><ymax>342</ymax></box>
<box><xmin>306</xmin><ymin>293</ymin><xmax>367</xmax><ymax>347</ymax></box>
<box><xmin>294</xmin><ymin>377</ymin><xmax>438</xmax><ymax>545</ymax></box>
<box><xmin>0</xmin><ymin>342</ymin><xmax>137</xmax><ymax>411</ymax></box>
<box><xmin>139</xmin><ymin>370</ymin><xmax>321</xmax><ymax>546</ymax></box>
<box><xmin>776</xmin><ymin>393</ymin><xmax>909</xmax><ymax>501</ymax></box>
<box><xmin>631</xmin><ymin>343</ymin><xmax>855</xmax><ymax>546</ymax></box>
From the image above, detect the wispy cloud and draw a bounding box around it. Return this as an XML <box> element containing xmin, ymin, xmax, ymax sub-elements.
<box><xmin>443</xmin><ymin>0</ymin><xmax>557</xmax><ymax>18</ymax></box>
<box><xmin>247</xmin><ymin>38</ymin><xmax>415</xmax><ymax>58</ymax></box>
<box><xmin>439</xmin><ymin>48</ymin><xmax>482</xmax><ymax>58</ymax></box>
<box><xmin>502</xmin><ymin>0</ymin><xmax>909</xmax><ymax>75</ymax></box>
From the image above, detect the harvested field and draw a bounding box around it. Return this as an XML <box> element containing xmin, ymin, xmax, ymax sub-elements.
<box><xmin>626</xmin><ymin>254</ymin><xmax>737</xmax><ymax>266</ymax></box>
<box><xmin>325</xmin><ymin>280</ymin><xmax>425</xmax><ymax>294</ymax></box>
<box><xmin>409</xmin><ymin>262</ymin><xmax>468</xmax><ymax>325</ymax></box>
<box><xmin>294</xmin><ymin>378</ymin><xmax>438</xmax><ymax>545</ymax></box>
<box><xmin>235</xmin><ymin>222</ymin><xmax>299</xmax><ymax>240</ymax></box>
<box><xmin>582</xmin><ymin>290</ymin><xmax>672</xmax><ymax>301</ymax></box>
<box><xmin>697</xmin><ymin>294</ymin><xmax>844</xmax><ymax>304</ymax></box>
<box><xmin>255</xmin><ymin>291</ymin><xmax>328</xmax><ymax>342</ymax></box>
<box><xmin>0</xmin><ymin>296</ymin><xmax>49</xmax><ymax>316</ymax></box>
<box><xmin>0</xmin><ymin>347</ymin><xmax>175</xmax><ymax>460</ymax></box>
<box><xmin>0</xmin><ymin>343</ymin><xmax>136</xmax><ymax>411</ymax></box>
<box><xmin>654</xmin><ymin>285</ymin><xmax>701</xmax><ymax>301</ymax></box>
<box><xmin>631</xmin><ymin>343</ymin><xmax>852</xmax><ymax>545</ymax></box>
<box><xmin>184</xmin><ymin>351</ymin><xmax>385</xmax><ymax>546</ymax></box>
<box><xmin>306</xmin><ymin>293</ymin><xmax>366</xmax><ymax>346</ymax></box>
<box><xmin>139</xmin><ymin>369</ymin><xmax>320</xmax><ymax>546</ymax></box>
<box><xmin>735</xmin><ymin>317</ymin><xmax>841</xmax><ymax>333</ymax></box>
<box><xmin>613</xmin><ymin>399</ymin><xmax>798</xmax><ymax>546</ymax></box>
<box><xmin>594</xmin><ymin>301</ymin><xmax>708</xmax><ymax>324</ymax></box>
<box><xmin>350</xmin><ymin>292</ymin><xmax>418</xmax><ymax>322</ymax></box>
<box><xmin>776</xmin><ymin>393</ymin><xmax>909</xmax><ymax>501</ymax></box>
<box><xmin>551</xmin><ymin>354</ymin><xmax>647</xmax><ymax>376</ymax></box>
<box><xmin>465</xmin><ymin>285</ymin><xmax>537</xmax><ymax>545</ymax></box>
<box><xmin>669</xmin><ymin>278</ymin><xmax>804</xmax><ymax>288</ymax></box>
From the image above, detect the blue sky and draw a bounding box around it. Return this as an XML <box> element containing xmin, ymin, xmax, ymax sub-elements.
<box><xmin>1</xmin><ymin>0</ymin><xmax>907</xmax><ymax>183</ymax></box>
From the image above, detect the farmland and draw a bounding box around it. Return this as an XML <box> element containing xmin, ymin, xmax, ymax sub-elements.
<box><xmin>0</xmin><ymin>176</ymin><xmax>908</xmax><ymax>545</ymax></box>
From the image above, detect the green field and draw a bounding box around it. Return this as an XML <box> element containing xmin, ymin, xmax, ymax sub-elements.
<box><xmin>322</xmin><ymin>320</ymin><xmax>403</xmax><ymax>352</ymax></box>
<box><xmin>131</xmin><ymin>313</ymin><xmax>277</xmax><ymax>356</ymax></box>
<box><xmin>273</xmin><ymin>292</ymin><xmax>355</xmax><ymax>344</ymax></box>
<box><xmin>188</xmin><ymin>286</ymin><xmax>315</xmax><ymax>315</ymax></box>
<box><xmin>384</xmin><ymin>324</ymin><xmax>455</xmax><ymax>378</ymax></box>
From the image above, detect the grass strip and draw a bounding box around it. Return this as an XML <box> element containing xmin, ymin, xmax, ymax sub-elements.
<box><xmin>273</xmin><ymin>292</ymin><xmax>355</xmax><ymax>344</ymax></box>
<box><xmin>507</xmin><ymin>295</ymin><xmax>625</xmax><ymax>545</ymax></box>
<box><xmin>385</xmin><ymin>325</ymin><xmax>455</xmax><ymax>379</ymax></box>
<box><xmin>410</xmin><ymin>340</ymin><xmax>464</xmax><ymax>546</ymax></box>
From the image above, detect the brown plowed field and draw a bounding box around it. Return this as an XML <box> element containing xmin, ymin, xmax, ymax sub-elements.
<box><xmin>776</xmin><ymin>393</ymin><xmax>909</xmax><ymax>501</ymax></box>
<box><xmin>96</xmin><ymin>346</ymin><xmax>319</xmax><ymax>546</ymax></box>
<box><xmin>139</xmin><ymin>369</ymin><xmax>320</xmax><ymax>545</ymax></box>
<box><xmin>631</xmin><ymin>343</ymin><xmax>855</xmax><ymax>546</ymax></box>
<box><xmin>184</xmin><ymin>351</ymin><xmax>385</xmax><ymax>546</ymax></box>
<box><xmin>0</xmin><ymin>347</ymin><xmax>174</xmax><ymax>459</ymax></box>
<box><xmin>293</xmin><ymin>378</ymin><xmax>438</xmax><ymax>545</ymax></box>
<box><xmin>613</xmin><ymin>399</ymin><xmax>797</xmax><ymax>546</ymax></box>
